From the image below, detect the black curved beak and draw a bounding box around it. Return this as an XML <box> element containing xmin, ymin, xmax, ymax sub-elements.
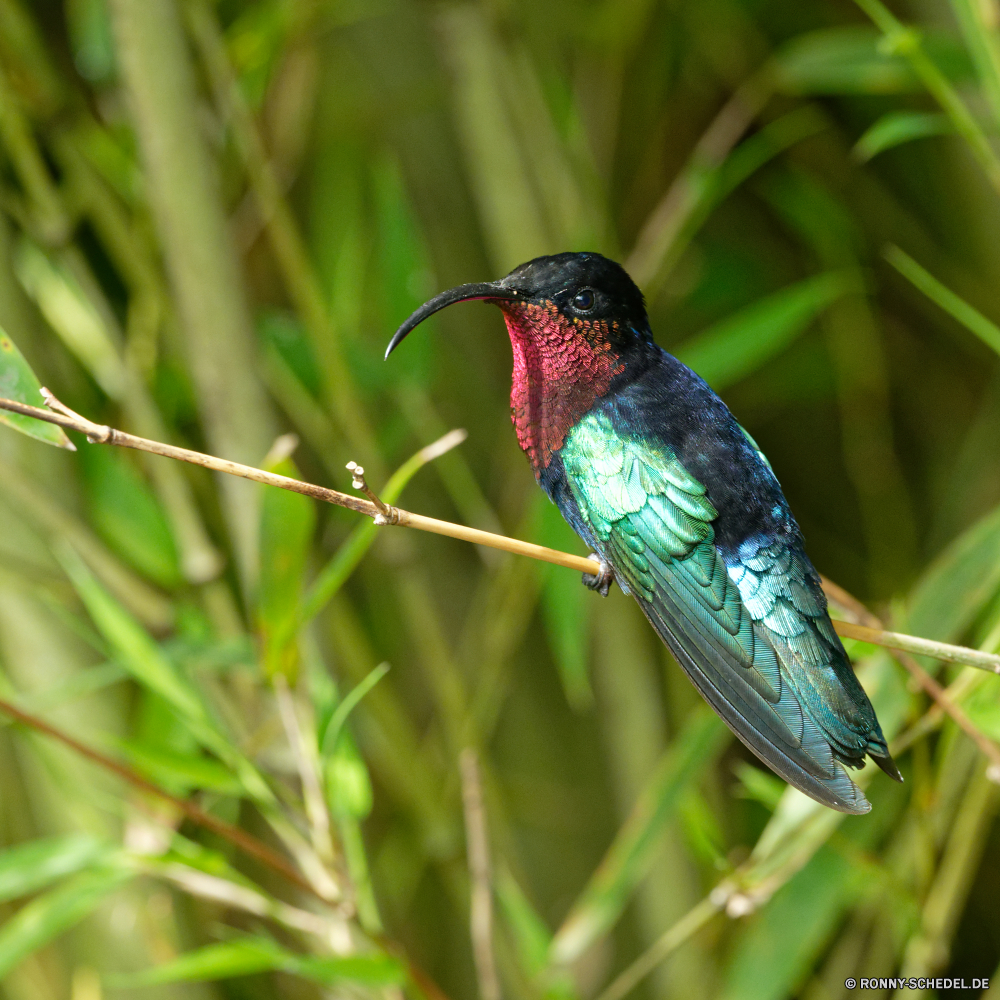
<box><xmin>384</xmin><ymin>281</ymin><xmax>520</xmax><ymax>359</ymax></box>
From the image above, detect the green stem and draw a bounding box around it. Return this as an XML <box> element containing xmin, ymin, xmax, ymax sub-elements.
<box><xmin>0</xmin><ymin>64</ymin><xmax>67</xmax><ymax>244</ymax></box>
<box><xmin>884</xmin><ymin>244</ymin><xmax>1000</xmax><ymax>358</ymax></box>
<box><xmin>853</xmin><ymin>0</ymin><xmax>1000</xmax><ymax>195</ymax></box>
<box><xmin>948</xmin><ymin>0</ymin><xmax>1000</xmax><ymax>130</ymax></box>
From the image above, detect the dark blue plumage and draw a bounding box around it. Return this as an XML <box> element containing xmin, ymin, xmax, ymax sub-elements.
<box><xmin>387</xmin><ymin>251</ymin><xmax>901</xmax><ymax>813</ymax></box>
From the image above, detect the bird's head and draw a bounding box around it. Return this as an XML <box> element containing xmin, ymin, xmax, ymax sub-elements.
<box><xmin>385</xmin><ymin>251</ymin><xmax>650</xmax><ymax>359</ymax></box>
<box><xmin>385</xmin><ymin>252</ymin><xmax>651</xmax><ymax>473</ymax></box>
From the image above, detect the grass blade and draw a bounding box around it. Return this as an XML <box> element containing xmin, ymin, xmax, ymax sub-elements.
<box><xmin>0</xmin><ymin>865</ymin><xmax>132</xmax><ymax>978</ymax></box>
<box><xmin>108</xmin><ymin>939</ymin><xmax>279</xmax><ymax>985</ymax></box>
<box><xmin>884</xmin><ymin>244</ymin><xmax>1000</xmax><ymax>357</ymax></box>
<box><xmin>109</xmin><ymin>935</ymin><xmax>406</xmax><ymax>988</ymax></box>
<box><xmin>676</xmin><ymin>270</ymin><xmax>861</xmax><ymax>389</ymax></box>
<box><xmin>320</xmin><ymin>662</ymin><xmax>390</xmax><ymax>757</ymax></box>
<box><xmin>549</xmin><ymin>710</ymin><xmax>728</xmax><ymax>966</ymax></box>
<box><xmin>57</xmin><ymin>543</ymin><xmax>205</xmax><ymax>723</ymax></box>
<box><xmin>853</xmin><ymin>110</ymin><xmax>950</xmax><ymax>162</ymax></box>
<box><xmin>0</xmin><ymin>835</ymin><xmax>110</xmax><ymax>904</ymax></box>
<box><xmin>0</xmin><ymin>325</ymin><xmax>72</xmax><ymax>448</ymax></box>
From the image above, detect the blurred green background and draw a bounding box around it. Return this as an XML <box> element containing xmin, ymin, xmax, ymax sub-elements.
<box><xmin>2</xmin><ymin>0</ymin><xmax>1000</xmax><ymax>997</ymax></box>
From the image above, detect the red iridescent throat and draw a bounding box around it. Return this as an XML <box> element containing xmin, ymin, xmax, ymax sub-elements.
<box><xmin>498</xmin><ymin>300</ymin><xmax>625</xmax><ymax>474</ymax></box>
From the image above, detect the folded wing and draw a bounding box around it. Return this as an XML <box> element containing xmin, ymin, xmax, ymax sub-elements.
<box><xmin>562</xmin><ymin>410</ymin><xmax>894</xmax><ymax>814</ymax></box>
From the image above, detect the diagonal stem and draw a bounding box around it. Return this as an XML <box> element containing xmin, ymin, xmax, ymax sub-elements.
<box><xmin>0</xmin><ymin>693</ymin><xmax>317</xmax><ymax>896</ymax></box>
<box><xmin>3</xmin><ymin>393</ymin><xmax>1000</xmax><ymax>674</ymax></box>
<box><xmin>460</xmin><ymin>748</ymin><xmax>501</xmax><ymax>1000</ymax></box>
<box><xmin>823</xmin><ymin>575</ymin><xmax>1000</xmax><ymax>773</ymax></box>
<box><xmin>0</xmin><ymin>692</ymin><xmax>455</xmax><ymax>1000</ymax></box>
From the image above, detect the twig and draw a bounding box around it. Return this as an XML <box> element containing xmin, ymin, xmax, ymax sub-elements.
<box><xmin>832</xmin><ymin>620</ymin><xmax>1000</xmax><ymax>675</ymax></box>
<box><xmin>460</xmin><ymin>748</ymin><xmax>501</xmax><ymax>1000</ymax></box>
<box><xmin>3</xmin><ymin>393</ymin><xmax>1000</xmax><ymax>674</ymax></box>
<box><xmin>346</xmin><ymin>461</ymin><xmax>398</xmax><ymax>524</ymax></box>
<box><xmin>0</xmin><ymin>694</ymin><xmax>316</xmax><ymax>896</ymax></box>
<box><xmin>821</xmin><ymin>575</ymin><xmax>1000</xmax><ymax>777</ymax></box>
<box><xmin>0</xmin><ymin>393</ymin><xmax>592</xmax><ymax>570</ymax></box>
<box><xmin>0</xmin><ymin>693</ymin><xmax>456</xmax><ymax>1000</ymax></box>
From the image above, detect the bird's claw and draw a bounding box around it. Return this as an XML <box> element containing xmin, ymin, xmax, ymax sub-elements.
<box><xmin>582</xmin><ymin>554</ymin><xmax>614</xmax><ymax>597</ymax></box>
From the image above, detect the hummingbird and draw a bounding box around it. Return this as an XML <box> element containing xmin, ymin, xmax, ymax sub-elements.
<box><xmin>386</xmin><ymin>252</ymin><xmax>901</xmax><ymax>814</ymax></box>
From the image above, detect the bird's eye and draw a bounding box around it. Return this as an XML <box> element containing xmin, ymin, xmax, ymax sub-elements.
<box><xmin>572</xmin><ymin>288</ymin><xmax>596</xmax><ymax>313</ymax></box>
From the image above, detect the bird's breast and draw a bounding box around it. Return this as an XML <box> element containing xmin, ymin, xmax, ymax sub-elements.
<box><xmin>500</xmin><ymin>301</ymin><xmax>624</xmax><ymax>474</ymax></box>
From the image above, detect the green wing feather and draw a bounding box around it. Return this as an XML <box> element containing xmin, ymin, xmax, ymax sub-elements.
<box><xmin>562</xmin><ymin>410</ymin><xmax>879</xmax><ymax>814</ymax></box>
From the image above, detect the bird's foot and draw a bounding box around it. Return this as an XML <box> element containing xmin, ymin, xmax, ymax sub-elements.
<box><xmin>582</xmin><ymin>554</ymin><xmax>614</xmax><ymax>597</ymax></box>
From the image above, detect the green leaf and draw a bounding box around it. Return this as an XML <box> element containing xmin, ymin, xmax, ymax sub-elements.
<box><xmin>14</xmin><ymin>240</ymin><xmax>125</xmax><ymax>398</ymax></box>
<box><xmin>257</xmin><ymin>310</ymin><xmax>322</xmax><ymax>398</ymax></box>
<box><xmin>549</xmin><ymin>710</ymin><xmax>728</xmax><ymax>965</ymax></box>
<box><xmin>497</xmin><ymin>868</ymin><xmax>578</xmax><ymax>998</ymax></box>
<box><xmin>775</xmin><ymin>27</ymin><xmax>970</xmax><ymax>94</ymax></box>
<box><xmin>853</xmin><ymin>110</ymin><xmax>950</xmax><ymax>162</ymax></box>
<box><xmin>56</xmin><ymin>543</ymin><xmax>271</xmax><ymax>803</ymax></box>
<box><xmin>293</xmin><ymin>953</ymin><xmax>406</xmax><ymax>987</ymax></box>
<box><xmin>325</xmin><ymin>734</ymin><xmax>374</xmax><ymax>820</ymax></box>
<box><xmin>258</xmin><ymin>450</ymin><xmax>316</xmax><ymax>679</ymax></box>
<box><xmin>80</xmin><ymin>446</ymin><xmax>182</xmax><ymax>588</ymax></box>
<box><xmin>733</xmin><ymin>763</ymin><xmax>786</xmax><ymax>811</ymax></box>
<box><xmin>109</xmin><ymin>936</ymin><xmax>405</xmax><ymax>988</ymax></box>
<box><xmin>497</xmin><ymin>869</ymin><xmax>552</xmax><ymax>976</ymax></box>
<box><xmin>0</xmin><ymin>835</ymin><xmax>110</xmax><ymax>904</ymax></box>
<box><xmin>58</xmin><ymin>543</ymin><xmax>205</xmax><ymax>723</ymax></box>
<box><xmin>676</xmin><ymin>271</ymin><xmax>861</xmax><ymax>390</ymax></box>
<box><xmin>0</xmin><ymin>325</ymin><xmax>73</xmax><ymax>449</ymax></box>
<box><xmin>320</xmin><ymin>662</ymin><xmax>390</xmax><ymax>757</ymax></box>
<box><xmin>109</xmin><ymin>939</ymin><xmax>281</xmax><ymax>986</ymax></box>
<box><xmin>65</xmin><ymin>0</ymin><xmax>116</xmax><ymax>82</ymax></box>
<box><xmin>961</xmin><ymin>674</ymin><xmax>1000</xmax><ymax>741</ymax></box>
<box><xmin>719</xmin><ymin>846</ymin><xmax>865</xmax><ymax>1000</ymax></box>
<box><xmin>116</xmin><ymin>741</ymin><xmax>244</xmax><ymax>797</ymax></box>
<box><xmin>776</xmin><ymin>27</ymin><xmax>916</xmax><ymax>94</ymax></box>
<box><xmin>719</xmin><ymin>786</ymin><xmax>905</xmax><ymax>1000</ymax></box>
<box><xmin>0</xmin><ymin>865</ymin><xmax>132</xmax><ymax>978</ymax></box>
<box><xmin>536</xmin><ymin>498</ymin><xmax>592</xmax><ymax>710</ymax></box>
<box><xmin>639</xmin><ymin>106</ymin><xmax>828</xmax><ymax>296</ymax></box>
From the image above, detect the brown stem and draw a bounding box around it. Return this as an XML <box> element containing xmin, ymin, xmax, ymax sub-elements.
<box><xmin>820</xmin><ymin>575</ymin><xmax>1000</xmax><ymax>773</ymax></box>
<box><xmin>0</xmin><ymin>694</ymin><xmax>315</xmax><ymax>895</ymax></box>
<box><xmin>3</xmin><ymin>393</ymin><xmax>1000</xmax><ymax>675</ymax></box>
<box><xmin>0</xmin><ymin>693</ymin><xmax>455</xmax><ymax>1000</ymax></box>
<box><xmin>460</xmin><ymin>748</ymin><xmax>500</xmax><ymax>1000</ymax></box>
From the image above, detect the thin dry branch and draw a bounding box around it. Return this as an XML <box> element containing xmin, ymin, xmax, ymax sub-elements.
<box><xmin>823</xmin><ymin>573</ymin><xmax>1000</xmax><ymax>775</ymax></box>
<box><xmin>835</xmin><ymin>620</ymin><xmax>1000</xmax><ymax>675</ymax></box>
<box><xmin>0</xmin><ymin>693</ymin><xmax>454</xmax><ymax>1000</ymax></box>
<box><xmin>460</xmin><ymin>748</ymin><xmax>501</xmax><ymax>1000</ymax></box>
<box><xmin>0</xmin><ymin>693</ymin><xmax>316</xmax><ymax>895</ymax></box>
<box><xmin>2</xmin><ymin>392</ymin><xmax>1000</xmax><ymax>676</ymax></box>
